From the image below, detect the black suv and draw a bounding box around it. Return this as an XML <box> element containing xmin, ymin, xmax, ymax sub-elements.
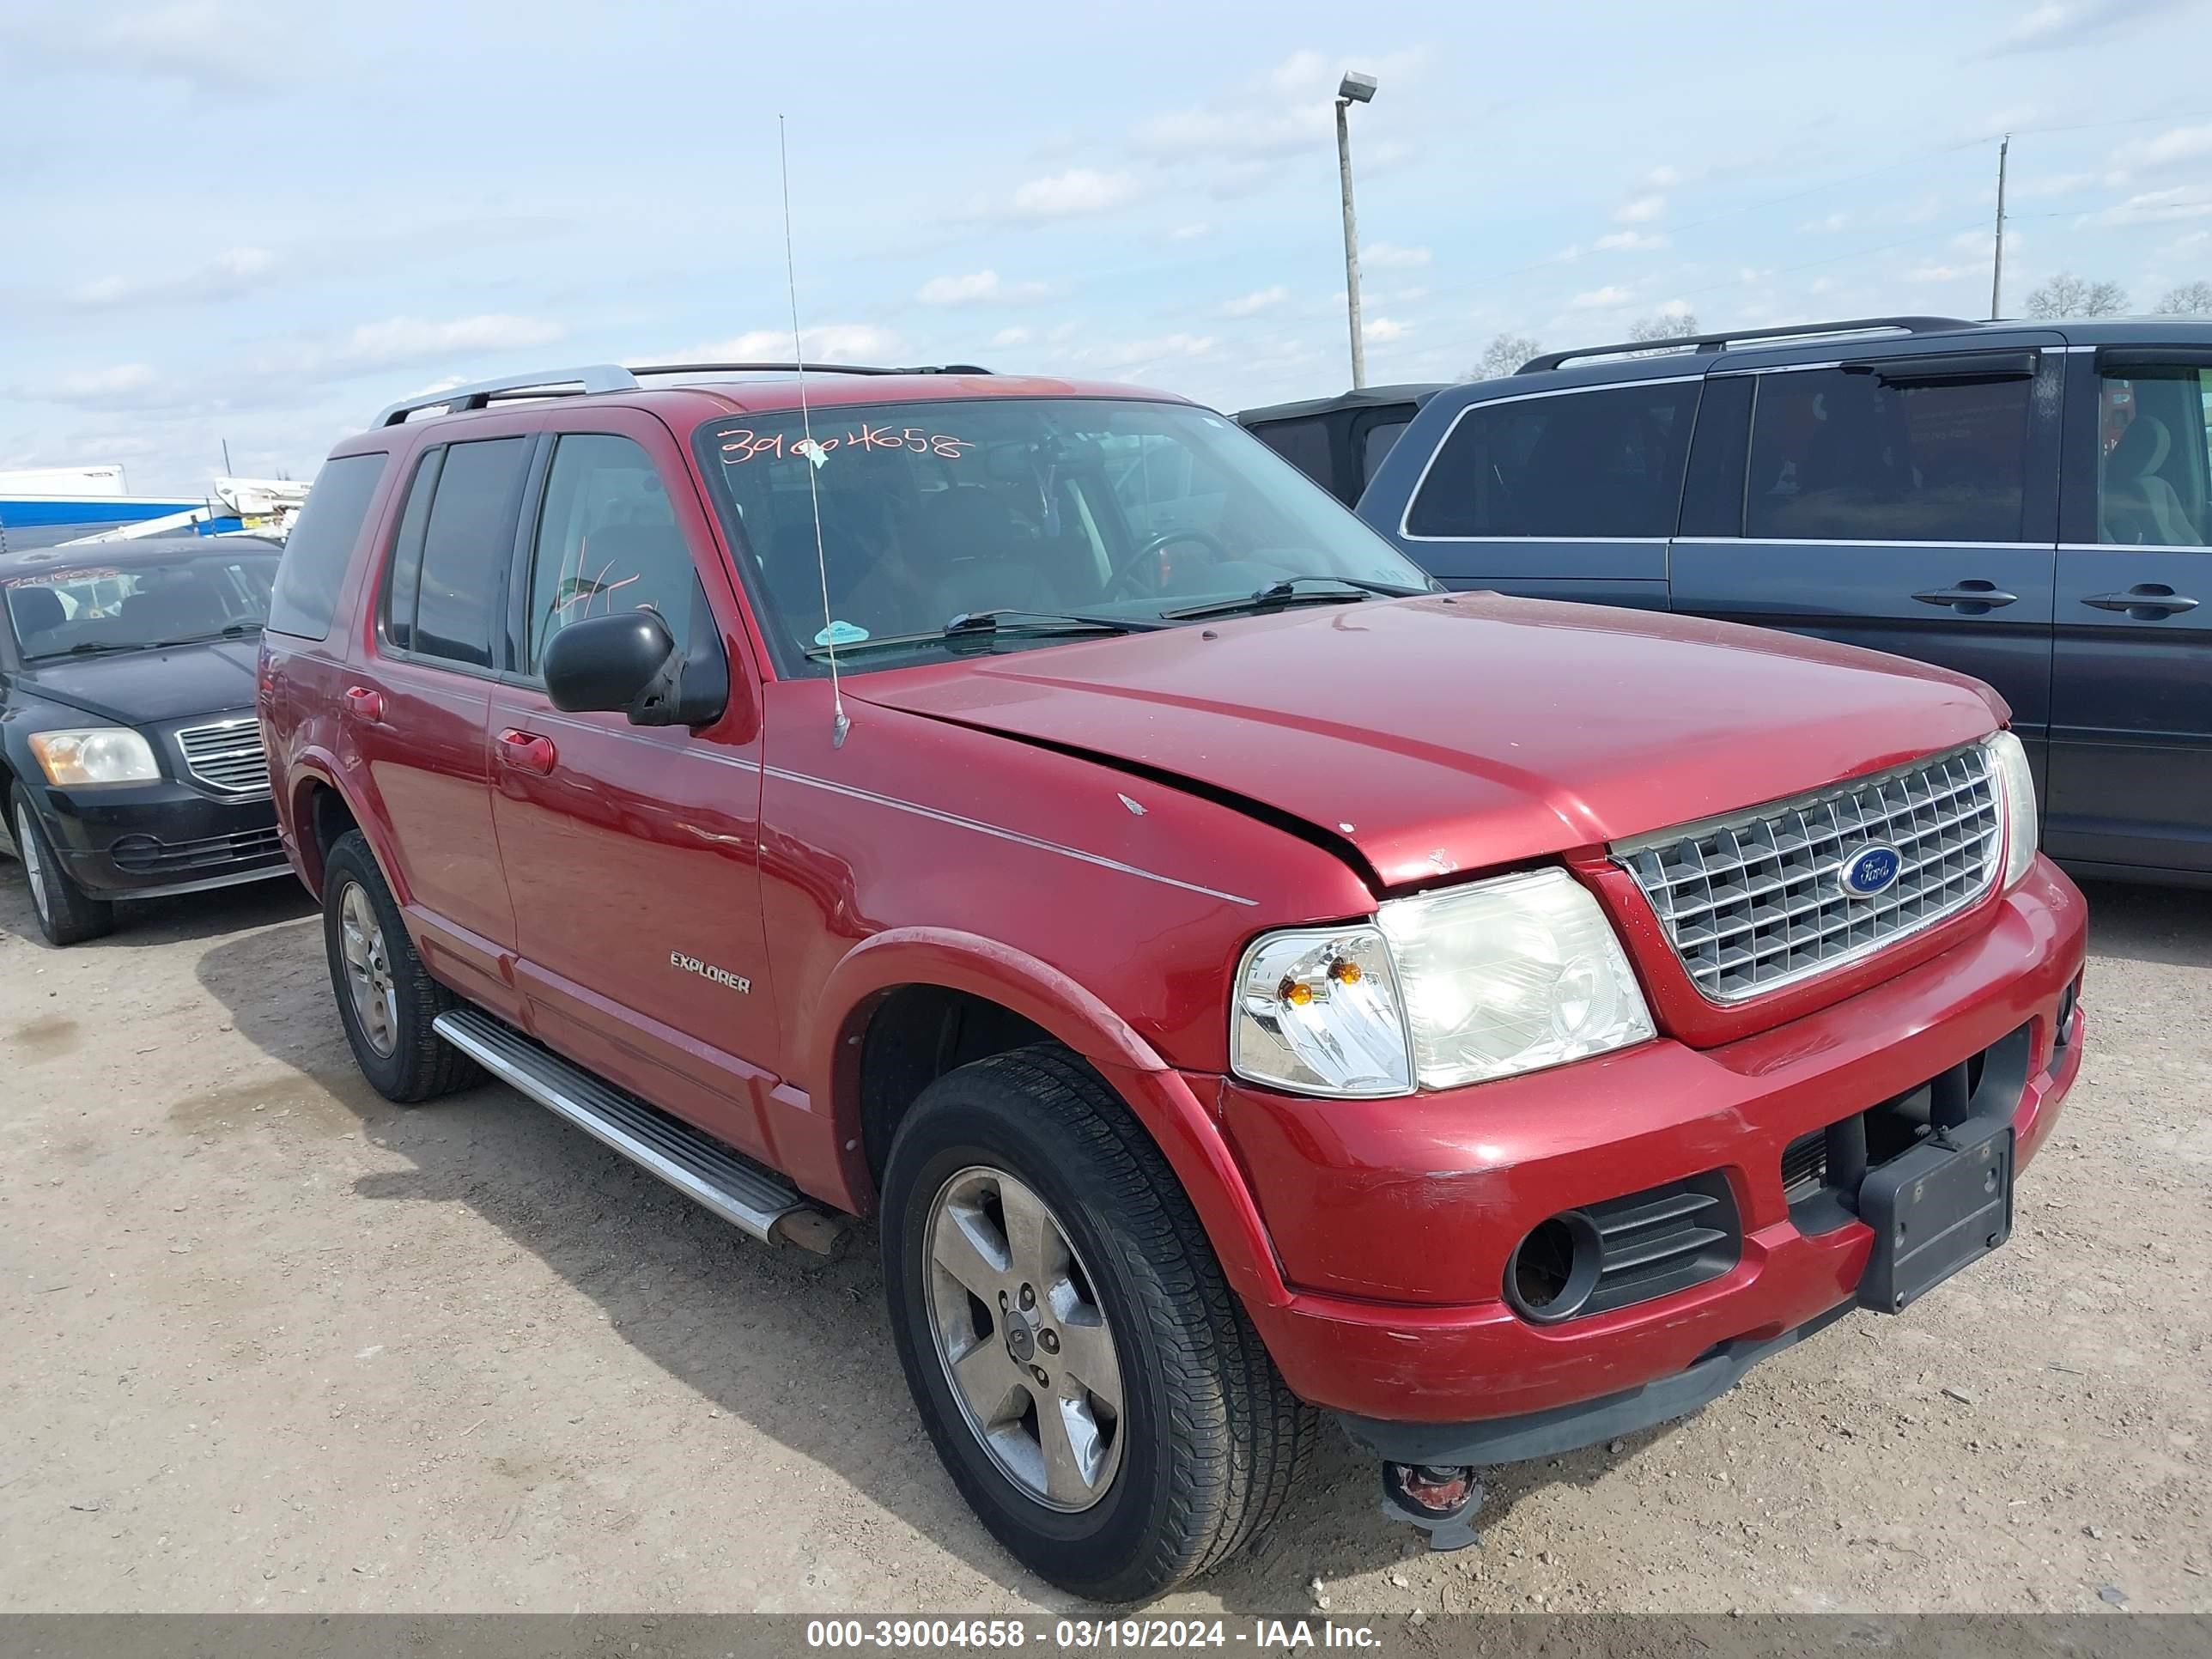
<box><xmin>1</xmin><ymin>535</ymin><xmax>288</xmax><ymax>943</ymax></box>
<box><xmin>1356</xmin><ymin>315</ymin><xmax>2212</xmax><ymax>889</ymax></box>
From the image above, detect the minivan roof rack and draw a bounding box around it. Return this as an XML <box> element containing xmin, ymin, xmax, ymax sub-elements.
<box><xmin>373</xmin><ymin>360</ymin><xmax>995</xmax><ymax>427</ymax></box>
<box><xmin>1516</xmin><ymin>316</ymin><xmax>1979</xmax><ymax>374</ymax></box>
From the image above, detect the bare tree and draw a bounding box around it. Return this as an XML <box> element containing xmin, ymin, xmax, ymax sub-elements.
<box><xmin>2155</xmin><ymin>280</ymin><xmax>2212</xmax><ymax>315</ymax></box>
<box><xmin>1626</xmin><ymin>311</ymin><xmax>1700</xmax><ymax>356</ymax></box>
<box><xmin>1467</xmin><ymin>333</ymin><xmax>1542</xmax><ymax>381</ymax></box>
<box><xmin>2024</xmin><ymin>273</ymin><xmax>2130</xmax><ymax>319</ymax></box>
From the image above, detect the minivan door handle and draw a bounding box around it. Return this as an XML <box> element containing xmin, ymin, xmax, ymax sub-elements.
<box><xmin>495</xmin><ymin>728</ymin><xmax>558</xmax><ymax>775</ymax></box>
<box><xmin>343</xmin><ymin>685</ymin><xmax>386</xmax><ymax>722</ymax></box>
<box><xmin>2081</xmin><ymin>585</ymin><xmax>2199</xmax><ymax>619</ymax></box>
<box><xmin>1911</xmin><ymin>580</ymin><xmax>2019</xmax><ymax>614</ymax></box>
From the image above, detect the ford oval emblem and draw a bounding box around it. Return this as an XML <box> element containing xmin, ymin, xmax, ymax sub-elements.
<box><xmin>1838</xmin><ymin>844</ymin><xmax>1902</xmax><ymax>899</ymax></box>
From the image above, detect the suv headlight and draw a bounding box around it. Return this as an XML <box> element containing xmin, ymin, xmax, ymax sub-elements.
<box><xmin>1231</xmin><ymin>868</ymin><xmax>1655</xmax><ymax>1098</ymax></box>
<box><xmin>27</xmin><ymin>727</ymin><xmax>161</xmax><ymax>786</ymax></box>
<box><xmin>1986</xmin><ymin>730</ymin><xmax>2038</xmax><ymax>890</ymax></box>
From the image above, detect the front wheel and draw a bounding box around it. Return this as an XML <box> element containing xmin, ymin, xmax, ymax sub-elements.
<box><xmin>10</xmin><ymin>787</ymin><xmax>113</xmax><ymax>946</ymax></box>
<box><xmin>881</xmin><ymin>1045</ymin><xmax>1312</xmax><ymax>1601</ymax></box>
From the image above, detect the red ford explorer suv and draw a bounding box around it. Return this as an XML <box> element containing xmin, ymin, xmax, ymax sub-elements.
<box><xmin>260</xmin><ymin>362</ymin><xmax>2087</xmax><ymax>1600</ymax></box>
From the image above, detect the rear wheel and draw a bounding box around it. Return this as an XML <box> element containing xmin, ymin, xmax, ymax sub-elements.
<box><xmin>10</xmin><ymin>787</ymin><xmax>113</xmax><ymax>946</ymax></box>
<box><xmin>321</xmin><ymin>830</ymin><xmax>478</xmax><ymax>1102</ymax></box>
<box><xmin>881</xmin><ymin>1044</ymin><xmax>1313</xmax><ymax>1601</ymax></box>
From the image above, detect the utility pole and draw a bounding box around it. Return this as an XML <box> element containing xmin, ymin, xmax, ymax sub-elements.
<box><xmin>1990</xmin><ymin>134</ymin><xmax>2009</xmax><ymax>321</ymax></box>
<box><xmin>1335</xmin><ymin>71</ymin><xmax>1377</xmax><ymax>390</ymax></box>
<box><xmin>222</xmin><ymin>439</ymin><xmax>234</xmax><ymax>477</ymax></box>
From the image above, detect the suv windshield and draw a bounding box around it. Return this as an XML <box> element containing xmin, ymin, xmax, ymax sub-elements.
<box><xmin>3</xmin><ymin>551</ymin><xmax>277</xmax><ymax>660</ymax></box>
<box><xmin>695</xmin><ymin>398</ymin><xmax>1431</xmax><ymax>672</ymax></box>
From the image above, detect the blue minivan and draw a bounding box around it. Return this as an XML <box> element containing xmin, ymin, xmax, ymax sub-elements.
<box><xmin>1355</xmin><ymin>314</ymin><xmax>2212</xmax><ymax>889</ymax></box>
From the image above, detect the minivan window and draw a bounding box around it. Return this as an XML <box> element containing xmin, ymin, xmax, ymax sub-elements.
<box><xmin>1405</xmin><ymin>380</ymin><xmax>1700</xmax><ymax>538</ymax></box>
<box><xmin>525</xmin><ymin>434</ymin><xmax>697</xmax><ymax>672</ymax></box>
<box><xmin>694</xmin><ymin>398</ymin><xmax>1427</xmax><ymax>675</ymax></box>
<box><xmin>1747</xmin><ymin>367</ymin><xmax>2031</xmax><ymax>544</ymax></box>
<box><xmin>2096</xmin><ymin>364</ymin><xmax>2212</xmax><ymax>546</ymax></box>
<box><xmin>266</xmin><ymin>452</ymin><xmax>386</xmax><ymax>639</ymax></box>
<box><xmin>398</xmin><ymin>437</ymin><xmax>527</xmax><ymax>669</ymax></box>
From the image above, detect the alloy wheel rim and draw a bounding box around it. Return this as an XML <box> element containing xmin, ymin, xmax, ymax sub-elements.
<box><xmin>18</xmin><ymin>806</ymin><xmax>51</xmax><ymax>927</ymax></box>
<box><xmin>337</xmin><ymin>881</ymin><xmax>399</xmax><ymax>1057</ymax></box>
<box><xmin>922</xmin><ymin>1164</ymin><xmax>1126</xmax><ymax>1513</ymax></box>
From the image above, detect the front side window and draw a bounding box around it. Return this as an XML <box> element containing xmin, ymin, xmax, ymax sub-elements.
<box><xmin>3</xmin><ymin>552</ymin><xmax>278</xmax><ymax>660</ymax></box>
<box><xmin>694</xmin><ymin>398</ymin><xmax>1427</xmax><ymax>675</ymax></box>
<box><xmin>1747</xmin><ymin>366</ymin><xmax>2031</xmax><ymax>543</ymax></box>
<box><xmin>384</xmin><ymin>436</ymin><xmax>527</xmax><ymax>668</ymax></box>
<box><xmin>524</xmin><ymin>434</ymin><xmax>699</xmax><ymax>672</ymax></box>
<box><xmin>1405</xmin><ymin>380</ymin><xmax>1701</xmax><ymax>538</ymax></box>
<box><xmin>2096</xmin><ymin>364</ymin><xmax>2211</xmax><ymax>546</ymax></box>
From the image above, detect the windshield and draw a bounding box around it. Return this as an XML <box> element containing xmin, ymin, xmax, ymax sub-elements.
<box><xmin>694</xmin><ymin>397</ymin><xmax>1431</xmax><ymax>673</ymax></box>
<box><xmin>3</xmin><ymin>552</ymin><xmax>277</xmax><ymax>660</ymax></box>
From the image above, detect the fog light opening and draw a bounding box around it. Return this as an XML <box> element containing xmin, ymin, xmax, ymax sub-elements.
<box><xmin>1505</xmin><ymin>1210</ymin><xmax>1602</xmax><ymax>1324</ymax></box>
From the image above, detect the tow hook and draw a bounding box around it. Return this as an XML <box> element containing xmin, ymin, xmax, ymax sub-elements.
<box><xmin>1380</xmin><ymin>1462</ymin><xmax>1485</xmax><ymax>1551</ymax></box>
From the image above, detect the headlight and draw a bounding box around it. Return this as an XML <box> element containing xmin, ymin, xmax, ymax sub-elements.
<box><xmin>1986</xmin><ymin>729</ymin><xmax>2038</xmax><ymax>890</ymax></box>
<box><xmin>1231</xmin><ymin>868</ymin><xmax>1655</xmax><ymax>1098</ymax></box>
<box><xmin>27</xmin><ymin>727</ymin><xmax>161</xmax><ymax>786</ymax></box>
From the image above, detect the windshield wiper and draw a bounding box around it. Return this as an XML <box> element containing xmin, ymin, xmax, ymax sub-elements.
<box><xmin>1159</xmin><ymin>574</ymin><xmax>1430</xmax><ymax>623</ymax></box>
<box><xmin>143</xmin><ymin>623</ymin><xmax>261</xmax><ymax>647</ymax></box>
<box><xmin>801</xmin><ymin>609</ymin><xmax>1161</xmax><ymax>662</ymax></box>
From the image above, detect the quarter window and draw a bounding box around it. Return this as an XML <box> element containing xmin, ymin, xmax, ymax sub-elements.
<box><xmin>2096</xmin><ymin>364</ymin><xmax>2211</xmax><ymax>546</ymax></box>
<box><xmin>386</xmin><ymin>437</ymin><xmax>527</xmax><ymax>668</ymax></box>
<box><xmin>1747</xmin><ymin>367</ymin><xmax>2032</xmax><ymax>544</ymax></box>
<box><xmin>1405</xmin><ymin>380</ymin><xmax>1701</xmax><ymax>538</ymax></box>
<box><xmin>266</xmin><ymin>452</ymin><xmax>386</xmax><ymax>639</ymax></box>
<box><xmin>524</xmin><ymin>434</ymin><xmax>699</xmax><ymax>672</ymax></box>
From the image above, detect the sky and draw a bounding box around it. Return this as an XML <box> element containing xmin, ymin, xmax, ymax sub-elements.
<box><xmin>3</xmin><ymin>0</ymin><xmax>2211</xmax><ymax>494</ymax></box>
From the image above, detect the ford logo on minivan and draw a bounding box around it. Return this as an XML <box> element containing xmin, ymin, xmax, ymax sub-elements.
<box><xmin>1838</xmin><ymin>844</ymin><xmax>1902</xmax><ymax>899</ymax></box>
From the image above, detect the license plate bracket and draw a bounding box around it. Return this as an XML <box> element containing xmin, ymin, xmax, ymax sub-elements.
<box><xmin>1855</xmin><ymin>1116</ymin><xmax>2014</xmax><ymax>1314</ymax></box>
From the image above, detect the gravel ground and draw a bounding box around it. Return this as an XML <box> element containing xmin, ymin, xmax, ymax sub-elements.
<box><xmin>1</xmin><ymin>866</ymin><xmax>2206</xmax><ymax>1617</ymax></box>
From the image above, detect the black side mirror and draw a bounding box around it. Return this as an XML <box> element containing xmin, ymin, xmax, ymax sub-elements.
<box><xmin>544</xmin><ymin>608</ymin><xmax>727</xmax><ymax>728</ymax></box>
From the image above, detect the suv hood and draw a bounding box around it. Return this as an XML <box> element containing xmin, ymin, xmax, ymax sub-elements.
<box><xmin>13</xmin><ymin>637</ymin><xmax>259</xmax><ymax>727</ymax></box>
<box><xmin>850</xmin><ymin>595</ymin><xmax>2004</xmax><ymax>890</ymax></box>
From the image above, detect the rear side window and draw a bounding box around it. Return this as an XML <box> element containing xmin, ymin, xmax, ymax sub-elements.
<box><xmin>2096</xmin><ymin>363</ymin><xmax>2212</xmax><ymax>546</ymax></box>
<box><xmin>1406</xmin><ymin>380</ymin><xmax>1701</xmax><ymax>538</ymax></box>
<box><xmin>266</xmin><ymin>452</ymin><xmax>386</xmax><ymax>638</ymax></box>
<box><xmin>384</xmin><ymin>437</ymin><xmax>528</xmax><ymax>668</ymax></box>
<box><xmin>1361</xmin><ymin>416</ymin><xmax>1413</xmax><ymax>487</ymax></box>
<box><xmin>1747</xmin><ymin>368</ymin><xmax>2032</xmax><ymax>543</ymax></box>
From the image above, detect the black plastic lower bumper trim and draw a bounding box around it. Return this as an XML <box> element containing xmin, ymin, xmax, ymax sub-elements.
<box><xmin>1333</xmin><ymin>1301</ymin><xmax>1855</xmax><ymax>1468</ymax></box>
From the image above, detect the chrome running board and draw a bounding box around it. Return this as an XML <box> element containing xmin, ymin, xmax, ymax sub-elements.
<box><xmin>433</xmin><ymin>1007</ymin><xmax>844</xmax><ymax>1253</ymax></box>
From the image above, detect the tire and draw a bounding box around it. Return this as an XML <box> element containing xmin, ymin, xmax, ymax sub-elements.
<box><xmin>10</xmin><ymin>787</ymin><xmax>114</xmax><ymax>946</ymax></box>
<box><xmin>881</xmin><ymin>1043</ymin><xmax>1314</xmax><ymax>1601</ymax></box>
<box><xmin>321</xmin><ymin>830</ymin><xmax>479</xmax><ymax>1103</ymax></box>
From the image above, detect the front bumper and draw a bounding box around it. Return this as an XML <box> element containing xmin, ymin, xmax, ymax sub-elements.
<box><xmin>1212</xmin><ymin>856</ymin><xmax>2087</xmax><ymax>1437</ymax></box>
<box><xmin>30</xmin><ymin>779</ymin><xmax>286</xmax><ymax>899</ymax></box>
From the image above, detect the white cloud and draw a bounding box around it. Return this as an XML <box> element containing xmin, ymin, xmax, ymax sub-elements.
<box><xmin>328</xmin><ymin>314</ymin><xmax>565</xmax><ymax>370</ymax></box>
<box><xmin>1801</xmin><ymin>210</ymin><xmax>1852</xmax><ymax>234</ymax></box>
<box><xmin>990</xmin><ymin>326</ymin><xmax>1032</xmax><ymax>348</ymax></box>
<box><xmin>1644</xmin><ymin>164</ymin><xmax>1686</xmax><ymax>189</ymax></box>
<box><xmin>1362</xmin><ymin>241</ymin><xmax>1431</xmax><ymax>269</ymax></box>
<box><xmin>2085</xmin><ymin>188</ymin><xmax>2212</xmax><ymax>226</ymax></box>
<box><xmin>1593</xmin><ymin>230</ymin><xmax>1667</xmax><ymax>252</ymax></box>
<box><xmin>70</xmin><ymin>246</ymin><xmax>276</xmax><ymax>309</ymax></box>
<box><xmin>915</xmin><ymin>270</ymin><xmax>1051</xmax><ymax>306</ymax></box>
<box><xmin>1571</xmin><ymin>285</ymin><xmax>1633</xmax><ymax>308</ymax></box>
<box><xmin>1987</xmin><ymin>0</ymin><xmax>2184</xmax><ymax>57</ymax></box>
<box><xmin>1654</xmin><ymin>299</ymin><xmax>1696</xmax><ymax>321</ymax></box>
<box><xmin>2</xmin><ymin>2</ymin><xmax>281</xmax><ymax>95</ymax></box>
<box><xmin>1361</xmin><ymin>316</ymin><xmax>1410</xmax><ymax>343</ymax></box>
<box><xmin>640</xmin><ymin>323</ymin><xmax>899</xmax><ymax>366</ymax></box>
<box><xmin>2112</xmin><ymin>124</ymin><xmax>2212</xmax><ymax>171</ymax></box>
<box><xmin>1067</xmin><ymin>333</ymin><xmax>1218</xmax><ymax>373</ymax></box>
<box><xmin>1005</xmin><ymin>168</ymin><xmax>1141</xmax><ymax>219</ymax></box>
<box><xmin>1613</xmin><ymin>194</ymin><xmax>1666</xmax><ymax>224</ymax></box>
<box><xmin>1169</xmin><ymin>222</ymin><xmax>1211</xmax><ymax>240</ymax></box>
<box><xmin>1222</xmin><ymin>286</ymin><xmax>1289</xmax><ymax>317</ymax></box>
<box><xmin>7</xmin><ymin>362</ymin><xmax>164</xmax><ymax>406</ymax></box>
<box><xmin>1906</xmin><ymin>263</ymin><xmax>1969</xmax><ymax>282</ymax></box>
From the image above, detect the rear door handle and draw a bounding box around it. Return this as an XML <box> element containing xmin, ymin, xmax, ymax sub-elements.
<box><xmin>2081</xmin><ymin>585</ymin><xmax>2200</xmax><ymax>618</ymax></box>
<box><xmin>495</xmin><ymin>728</ymin><xmax>558</xmax><ymax>775</ymax></box>
<box><xmin>343</xmin><ymin>685</ymin><xmax>385</xmax><ymax>722</ymax></box>
<box><xmin>1911</xmin><ymin>580</ymin><xmax>2019</xmax><ymax>613</ymax></box>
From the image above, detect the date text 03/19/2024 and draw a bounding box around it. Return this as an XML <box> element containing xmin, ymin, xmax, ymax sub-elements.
<box><xmin>804</xmin><ymin>1619</ymin><xmax>1386</xmax><ymax>1650</ymax></box>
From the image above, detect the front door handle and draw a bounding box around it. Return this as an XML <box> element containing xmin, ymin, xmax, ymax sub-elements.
<box><xmin>2081</xmin><ymin>585</ymin><xmax>2200</xmax><ymax>619</ymax></box>
<box><xmin>343</xmin><ymin>685</ymin><xmax>386</xmax><ymax>722</ymax></box>
<box><xmin>495</xmin><ymin>728</ymin><xmax>558</xmax><ymax>775</ymax></box>
<box><xmin>1911</xmin><ymin>580</ymin><xmax>2019</xmax><ymax>614</ymax></box>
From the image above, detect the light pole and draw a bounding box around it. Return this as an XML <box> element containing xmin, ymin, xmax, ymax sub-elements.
<box><xmin>1335</xmin><ymin>70</ymin><xmax>1376</xmax><ymax>389</ymax></box>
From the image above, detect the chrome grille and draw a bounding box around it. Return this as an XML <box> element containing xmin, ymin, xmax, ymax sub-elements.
<box><xmin>175</xmin><ymin>719</ymin><xmax>270</xmax><ymax>795</ymax></box>
<box><xmin>1614</xmin><ymin>744</ymin><xmax>2001</xmax><ymax>1004</ymax></box>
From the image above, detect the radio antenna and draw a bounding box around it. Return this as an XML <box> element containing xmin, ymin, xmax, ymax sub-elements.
<box><xmin>779</xmin><ymin>112</ymin><xmax>849</xmax><ymax>748</ymax></box>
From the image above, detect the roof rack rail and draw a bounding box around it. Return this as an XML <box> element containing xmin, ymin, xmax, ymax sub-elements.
<box><xmin>627</xmin><ymin>361</ymin><xmax>994</xmax><ymax>379</ymax></box>
<box><xmin>1516</xmin><ymin>316</ymin><xmax>1978</xmax><ymax>374</ymax></box>
<box><xmin>374</xmin><ymin>365</ymin><xmax>639</xmax><ymax>427</ymax></box>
